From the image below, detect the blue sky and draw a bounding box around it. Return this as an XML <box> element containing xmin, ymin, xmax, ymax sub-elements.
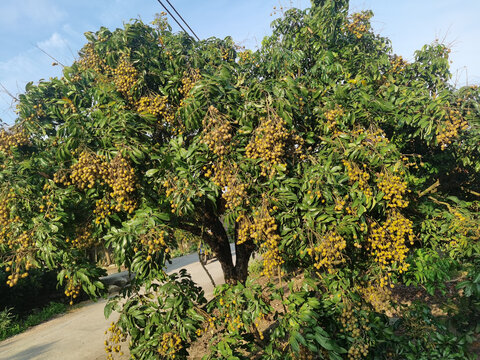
<box><xmin>1</xmin><ymin>0</ymin><xmax>479</xmax><ymax>124</ymax></box>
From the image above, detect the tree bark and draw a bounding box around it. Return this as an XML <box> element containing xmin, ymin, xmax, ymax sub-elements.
<box><xmin>234</xmin><ymin>240</ymin><xmax>255</xmax><ymax>283</ymax></box>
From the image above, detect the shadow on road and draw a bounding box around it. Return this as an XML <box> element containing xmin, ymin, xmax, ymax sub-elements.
<box><xmin>0</xmin><ymin>341</ymin><xmax>58</xmax><ymax>360</ymax></box>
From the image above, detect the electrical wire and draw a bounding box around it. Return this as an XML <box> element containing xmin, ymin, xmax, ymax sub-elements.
<box><xmin>156</xmin><ymin>0</ymin><xmax>199</xmax><ymax>41</ymax></box>
<box><xmin>164</xmin><ymin>0</ymin><xmax>200</xmax><ymax>41</ymax></box>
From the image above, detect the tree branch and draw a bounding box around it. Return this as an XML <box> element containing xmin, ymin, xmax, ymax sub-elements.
<box><xmin>418</xmin><ymin>179</ymin><xmax>440</xmax><ymax>197</ymax></box>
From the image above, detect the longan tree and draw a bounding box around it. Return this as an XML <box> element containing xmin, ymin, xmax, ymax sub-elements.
<box><xmin>1</xmin><ymin>1</ymin><xmax>479</xmax><ymax>359</ymax></box>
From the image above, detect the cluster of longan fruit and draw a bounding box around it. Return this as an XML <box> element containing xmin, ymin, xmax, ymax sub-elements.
<box><xmin>39</xmin><ymin>183</ymin><xmax>58</xmax><ymax>219</ymax></box>
<box><xmin>0</xmin><ymin>128</ymin><xmax>29</xmax><ymax>153</ymax></box>
<box><xmin>390</xmin><ymin>55</ymin><xmax>408</xmax><ymax>74</ymax></box>
<box><xmin>55</xmin><ymin>150</ymin><xmax>107</xmax><ymax>190</ymax></box>
<box><xmin>238</xmin><ymin>50</ymin><xmax>254</xmax><ymax>65</ymax></box>
<box><xmin>78</xmin><ymin>43</ymin><xmax>106</xmax><ymax>73</ymax></box>
<box><xmin>55</xmin><ymin>151</ymin><xmax>137</xmax><ymax>223</ymax></box>
<box><xmin>236</xmin><ymin>204</ymin><xmax>284</xmax><ymax>278</ymax></box>
<box><xmin>359</xmin><ymin>280</ymin><xmax>393</xmax><ymax>314</ymax></box>
<box><xmin>345</xmin><ymin>12</ymin><xmax>372</xmax><ymax>39</ymax></box>
<box><xmin>207</xmin><ymin>161</ymin><xmax>247</xmax><ymax>210</ymax></box>
<box><xmin>105</xmin><ymin>155</ymin><xmax>137</xmax><ymax>213</ymax></box>
<box><xmin>246</xmin><ymin>115</ymin><xmax>289</xmax><ymax>178</ymax></box>
<box><xmin>5</xmin><ymin>258</ymin><xmax>33</xmax><ymax>287</ymax></box>
<box><xmin>137</xmin><ymin>94</ymin><xmax>169</xmax><ymax>116</ymax></box>
<box><xmin>104</xmin><ymin>321</ymin><xmax>126</xmax><ymax>359</ymax></box>
<box><xmin>343</xmin><ymin>160</ymin><xmax>373</xmax><ymax>199</ymax></box>
<box><xmin>250</xmin><ymin>205</ymin><xmax>284</xmax><ymax>277</ymax></box>
<box><xmin>201</xmin><ymin>106</ymin><xmax>233</xmax><ymax>157</ymax></box>
<box><xmin>139</xmin><ymin>229</ymin><xmax>169</xmax><ymax>261</ymax></box>
<box><xmin>112</xmin><ymin>54</ymin><xmax>138</xmax><ymax>103</ymax></box>
<box><xmin>137</xmin><ymin>94</ymin><xmax>176</xmax><ymax>128</ymax></box>
<box><xmin>340</xmin><ymin>302</ymin><xmax>371</xmax><ymax>360</ymax></box>
<box><xmin>66</xmin><ymin>228</ymin><xmax>95</xmax><ymax>250</ymax></box>
<box><xmin>436</xmin><ymin>107</ymin><xmax>468</xmax><ymax>150</ymax></box>
<box><xmin>64</xmin><ymin>277</ymin><xmax>81</xmax><ymax>305</ymax></box>
<box><xmin>0</xmin><ymin>188</ymin><xmax>16</xmax><ymax>231</ymax></box>
<box><xmin>179</xmin><ymin>69</ymin><xmax>201</xmax><ymax>107</ymax></box>
<box><xmin>363</xmin><ymin>128</ymin><xmax>389</xmax><ymax>146</ymax></box>
<box><xmin>158</xmin><ymin>332</ymin><xmax>183</xmax><ymax>358</ymax></box>
<box><xmin>303</xmin><ymin>232</ymin><xmax>347</xmax><ymax>274</ymax></box>
<box><xmin>162</xmin><ymin>176</ymin><xmax>199</xmax><ymax>215</ymax></box>
<box><xmin>376</xmin><ymin>171</ymin><xmax>409</xmax><ymax>208</ymax></box>
<box><xmin>368</xmin><ymin>211</ymin><xmax>414</xmax><ymax>284</ymax></box>
<box><xmin>324</xmin><ymin>105</ymin><xmax>344</xmax><ymax>130</ymax></box>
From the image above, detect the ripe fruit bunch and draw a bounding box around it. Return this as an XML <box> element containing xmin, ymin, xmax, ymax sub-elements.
<box><xmin>246</xmin><ymin>115</ymin><xmax>289</xmax><ymax>178</ymax></box>
<box><xmin>390</xmin><ymin>55</ymin><xmax>408</xmax><ymax>74</ymax></box>
<box><xmin>0</xmin><ymin>188</ymin><xmax>16</xmax><ymax>238</ymax></box>
<box><xmin>324</xmin><ymin>105</ymin><xmax>344</xmax><ymax>130</ymax></box>
<box><xmin>207</xmin><ymin>161</ymin><xmax>247</xmax><ymax>210</ymax></box>
<box><xmin>238</xmin><ymin>50</ymin><xmax>253</xmax><ymax>65</ymax></box>
<box><xmin>340</xmin><ymin>302</ymin><xmax>371</xmax><ymax>360</ymax></box>
<box><xmin>368</xmin><ymin>210</ymin><xmax>414</xmax><ymax>286</ymax></box>
<box><xmin>66</xmin><ymin>227</ymin><xmax>95</xmax><ymax>250</ymax></box>
<box><xmin>94</xmin><ymin>198</ymin><xmax>112</xmax><ymax>224</ymax></box>
<box><xmin>447</xmin><ymin>210</ymin><xmax>479</xmax><ymax>251</ymax></box>
<box><xmin>235</xmin><ymin>203</ymin><xmax>284</xmax><ymax>277</ymax></box>
<box><xmin>39</xmin><ymin>183</ymin><xmax>58</xmax><ymax>219</ymax></box>
<box><xmin>0</xmin><ymin>128</ymin><xmax>29</xmax><ymax>153</ymax></box>
<box><xmin>137</xmin><ymin>94</ymin><xmax>172</xmax><ymax>120</ymax></box>
<box><xmin>250</xmin><ymin>204</ymin><xmax>284</xmax><ymax>277</ymax></box>
<box><xmin>104</xmin><ymin>155</ymin><xmax>136</xmax><ymax>213</ymax></box>
<box><xmin>179</xmin><ymin>69</ymin><xmax>201</xmax><ymax>107</ymax></box>
<box><xmin>22</xmin><ymin>103</ymin><xmax>46</xmax><ymax>123</ymax></box>
<box><xmin>305</xmin><ymin>179</ymin><xmax>325</xmax><ymax>203</ymax></box>
<box><xmin>359</xmin><ymin>280</ymin><xmax>393</xmax><ymax>314</ymax></box>
<box><xmin>343</xmin><ymin>160</ymin><xmax>373</xmax><ymax>199</ymax></box>
<box><xmin>344</xmin><ymin>11</ymin><xmax>372</xmax><ymax>39</ymax></box>
<box><xmin>376</xmin><ymin>170</ymin><xmax>409</xmax><ymax>208</ymax></box>
<box><xmin>195</xmin><ymin>315</ymin><xmax>216</xmax><ymax>337</ymax></box>
<box><xmin>78</xmin><ymin>43</ymin><xmax>106</xmax><ymax>73</ymax></box>
<box><xmin>139</xmin><ymin>229</ymin><xmax>169</xmax><ymax>261</ymax></box>
<box><xmin>5</xmin><ymin>256</ymin><xmax>33</xmax><ymax>287</ymax></box>
<box><xmin>201</xmin><ymin>106</ymin><xmax>233</xmax><ymax>157</ymax></box>
<box><xmin>236</xmin><ymin>214</ymin><xmax>252</xmax><ymax>245</ymax></box>
<box><xmin>304</xmin><ymin>231</ymin><xmax>347</xmax><ymax>274</ymax></box>
<box><xmin>104</xmin><ymin>321</ymin><xmax>126</xmax><ymax>359</ymax></box>
<box><xmin>112</xmin><ymin>54</ymin><xmax>138</xmax><ymax>103</ymax></box>
<box><xmin>158</xmin><ymin>332</ymin><xmax>183</xmax><ymax>358</ymax></box>
<box><xmin>55</xmin><ymin>150</ymin><xmax>108</xmax><ymax>190</ymax></box>
<box><xmin>56</xmin><ymin>151</ymin><xmax>137</xmax><ymax>222</ymax></box>
<box><xmin>436</xmin><ymin>107</ymin><xmax>469</xmax><ymax>150</ymax></box>
<box><xmin>137</xmin><ymin>94</ymin><xmax>176</xmax><ymax>129</ymax></box>
<box><xmin>64</xmin><ymin>277</ymin><xmax>81</xmax><ymax>305</ymax></box>
<box><xmin>363</xmin><ymin>128</ymin><xmax>389</xmax><ymax>146</ymax></box>
<box><xmin>61</xmin><ymin>98</ymin><xmax>77</xmax><ymax>114</ymax></box>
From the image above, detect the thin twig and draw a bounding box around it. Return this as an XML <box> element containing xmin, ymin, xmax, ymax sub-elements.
<box><xmin>0</xmin><ymin>82</ymin><xmax>18</xmax><ymax>102</ymax></box>
<box><xmin>34</xmin><ymin>44</ymin><xmax>65</xmax><ymax>67</ymax></box>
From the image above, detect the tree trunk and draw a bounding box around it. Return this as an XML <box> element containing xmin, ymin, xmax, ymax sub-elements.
<box><xmin>202</xmin><ymin>212</ymin><xmax>237</xmax><ymax>284</ymax></box>
<box><xmin>234</xmin><ymin>241</ymin><xmax>255</xmax><ymax>283</ymax></box>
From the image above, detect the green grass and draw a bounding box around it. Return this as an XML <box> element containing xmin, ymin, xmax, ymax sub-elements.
<box><xmin>0</xmin><ymin>301</ymin><xmax>68</xmax><ymax>341</ymax></box>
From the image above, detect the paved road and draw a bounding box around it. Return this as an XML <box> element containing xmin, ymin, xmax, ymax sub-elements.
<box><xmin>0</xmin><ymin>247</ymin><xmax>234</xmax><ymax>360</ymax></box>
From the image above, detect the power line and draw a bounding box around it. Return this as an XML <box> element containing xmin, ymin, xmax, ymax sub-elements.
<box><xmin>156</xmin><ymin>0</ymin><xmax>199</xmax><ymax>41</ymax></box>
<box><xmin>164</xmin><ymin>0</ymin><xmax>200</xmax><ymax>41</ymax></box>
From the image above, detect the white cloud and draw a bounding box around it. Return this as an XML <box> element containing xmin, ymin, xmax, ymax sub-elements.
<box><xmin>37</xmin><ymin>32</ymin><xmax>67</xmax><ymax>52</ymax></box>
